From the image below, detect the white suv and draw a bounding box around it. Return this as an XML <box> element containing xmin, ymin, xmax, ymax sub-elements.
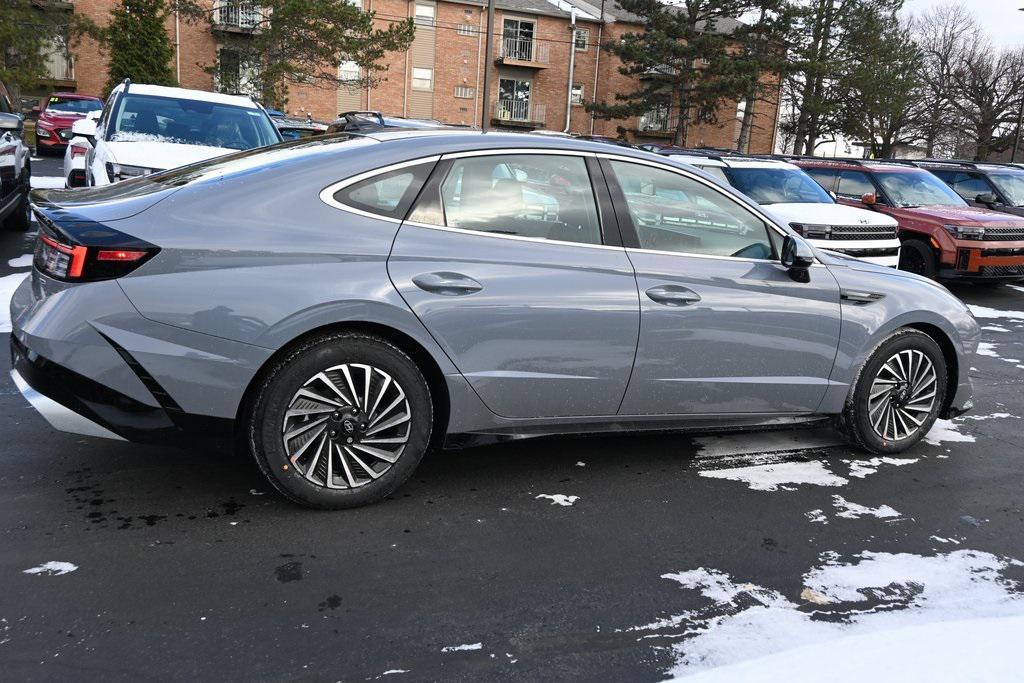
<box><xmin>70</xmin><ymin>81</ymin><xmax>281</xmax><ymax>185</ymax></box>
<box><xmin>662</xmin><ymin>152</ymin><xmax>901</xmax><ymax>266</ymax></box>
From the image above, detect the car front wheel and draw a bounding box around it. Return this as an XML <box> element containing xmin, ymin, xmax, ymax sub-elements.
<box><xmin>248</xmin><ymin>332</ymin><xmax>433</xmax><ymax>509</ymax></box>
<box><xmin>839</xmin><ymin>329</ymin><xmax>947</xmax><ymax>454</ymax></box>
<box><xmin>3</xmin><ymin>185</ymin><xmax>31</xmax><ymax>232</ymax></box>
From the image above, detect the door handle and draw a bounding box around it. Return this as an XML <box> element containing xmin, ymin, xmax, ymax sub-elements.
<box><xmin>645</xmin><ymin>285</ymin><xmax>701</xmax><ymax>306</ymax></box>
<box><xmin>411</xmin><ymin>272</ymin><xmax>483</xmax><ymax>296</ymax></box>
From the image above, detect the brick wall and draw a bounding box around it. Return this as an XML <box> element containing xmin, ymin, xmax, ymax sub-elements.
<box><xmin>62</xmin><ymin>0</ymin><xmax>781</xmax><ymax>153</ymax></box>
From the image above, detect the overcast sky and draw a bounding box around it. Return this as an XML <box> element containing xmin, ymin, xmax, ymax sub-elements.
<box><xmin>902</xmin><ymin>0</ymin><xmax>1023</xmax><ymax>47</ymax></box>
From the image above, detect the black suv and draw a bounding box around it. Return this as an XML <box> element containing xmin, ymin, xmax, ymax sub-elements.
<box><xmin>0</xmin><ymin>80</ymin><xmax>31</xmax><ymax>232</ymax></box>
<box><xmin>913</xmin><ymin>160</ymin><xmax>1024</xmax><ymax>218</ymax></box>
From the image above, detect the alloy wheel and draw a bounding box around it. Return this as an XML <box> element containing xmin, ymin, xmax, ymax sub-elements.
<box><xmin>282</xmin><ymin>364</ymin><xmax>411</xmax><ymax>489</ymax></box>
<box><xmin>867</xmin><ymin>349</ymin><xmax>937</xmax><ymax>441</ymax></box>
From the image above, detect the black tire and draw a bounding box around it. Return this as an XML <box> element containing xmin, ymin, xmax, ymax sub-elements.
<box><xmin>898</xmin><ymin>239</ymin><xmax>937</xmax><ymax>280</ymax></box>
<box><xmin>837</xmin><ymin>329</ymin><xmax>947</xmax><ymax>454</ymax></box>
<box><xmin>248</xmin><ymin>332</ymin><xmax>433</xmax><ymax>509</ymax></box>
<box><xmin>3</xmin><ymin>184</ymin><xmax>31</xmax><ymax>232</ymax></box>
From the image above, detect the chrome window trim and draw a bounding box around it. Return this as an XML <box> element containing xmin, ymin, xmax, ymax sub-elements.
<box><xmin>402</xmin><ymin>220</ymin><xmax>625</xmax><ymax>252</ymax></box>
<box><xmin>319</xmin><ymin>155</ymin><xmax>443</xmax><ymax>224</ymax></box>
<box><xmin>441</xmin><ymin>148</ymin><xmax>596</xmax><ymax>159</ymax></box>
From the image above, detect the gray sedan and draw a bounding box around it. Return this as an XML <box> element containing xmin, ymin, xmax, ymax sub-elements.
<box><xmin>9</xmin><ymin>131</ymin><xmax>979</xmax><ymax>508</ymax></box>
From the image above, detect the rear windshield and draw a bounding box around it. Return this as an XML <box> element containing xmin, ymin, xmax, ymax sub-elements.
<box><xmin>110</xmin><ymin>93</ymin><xmax>280</xmax><ymax>150</ymax></box>
<box><xmin>873</xmin><ymin>170</ymin><xmax>967</xmax><ymax>208</ymax></box>
<box><xmin>46</xmin><ymin>97</ymin><xmax>101</xmax><ymax>114</ymax></box>
<box><xmin>726</xmin><ymin>167</ymin><xmax>834</xmax><ymax>205</ymax></box>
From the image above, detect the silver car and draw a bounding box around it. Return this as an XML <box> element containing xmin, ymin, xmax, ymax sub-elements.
<box><xmin>9</xmin><ymin>131</ymin><xmax>979</xmax><ymax>508</ymax></box>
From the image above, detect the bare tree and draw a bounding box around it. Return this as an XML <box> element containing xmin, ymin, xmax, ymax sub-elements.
<box><xmin>949</xmin><ymin>44</ymin><xmax>1024</xmax><ymax>161</ymax></box>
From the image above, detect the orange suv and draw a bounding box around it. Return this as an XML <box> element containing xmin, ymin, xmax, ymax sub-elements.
<box><xmin>783</xmin><ymin>156</ymin><xmax>1024</xmax><ymax>284</ymax></box>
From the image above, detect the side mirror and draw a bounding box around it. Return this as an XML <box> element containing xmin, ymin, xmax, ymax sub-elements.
<box><xmin>976</xmin><ymin>192</ymin><xmax>999</xmax><ymax>206</ymax></box>
<box><xmin>860</xmin><ymin>192</ymin><xmax>877</xmax><ymax>206</ymax></box>
<box><xmin>71</xmin><ymin>118</ymin><xmax>97</xmax><ymax>140</ymax></box>
<box><xmin>0</xmin><ymin>112</ymin><xmax>22</xmax><ymax>132</ymax></box>
<box><xmin>781</xmin><ymin>234</ymin><xmax>815</xmax><ymax>282</ymax></box>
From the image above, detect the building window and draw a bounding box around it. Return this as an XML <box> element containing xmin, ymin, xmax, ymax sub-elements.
<box><xmin>339</xmin><ymin>60</ymin><xmax>360</xmax><ymax>85</ymax></box>
<box><xmin>457</xmin><ymin>23</ymin><xmax>476</xmax><ymax>36</ymax></box>
<box><xmin>218</xmin><ymin>48</ymin><xmax>242</xmax><ymax>93</ymax></box>
<box><xmin>497</xmin><ymin>77</ymin><xmax>532</xmax><ymax>121</ymax></box>
<box><xmin>573</xmin><ymin>28</ymin><xmax>589</xmax><ymax>51</ymax></box>
<box><xmin>502</xmin><ymin>18</ymin><xmax>535</xmax><ymax>61</ymax></box>
<box><xmin>571</xmin><ymin>84</ymin><xmax>584</xmax><ymax>105</ymax></box>
<box><xmin>414</xmin><ymin>3</ymin><xmax>435</xmax><ymax>27</ymax></box>
<box><xmin>454</xmin><ymin>86</ymin><xmax>475</xmax><ymax>99</ymax></box>
<box><xmin>412</xmin><ymin>67</ymin><xmax>433</xmax><ymax>91</ymax></box>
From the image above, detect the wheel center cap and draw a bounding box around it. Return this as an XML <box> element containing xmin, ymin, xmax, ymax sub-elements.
<box><xmin>342</xmin><ymin>418</ymin><xmax>357</xmax><ymax>434</ymax></box>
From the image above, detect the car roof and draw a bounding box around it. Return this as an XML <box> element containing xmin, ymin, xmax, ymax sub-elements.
<box><xmin>111</xmin><ymin>83</ymin><xmax>261</xmax><ymax>109</ymax></box>
<box><xmin>357</xmin><ymin>129</ymin><xmax>659</xmax><ymax>156</ymax></box>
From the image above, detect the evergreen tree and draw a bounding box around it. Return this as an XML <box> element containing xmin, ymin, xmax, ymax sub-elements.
<box><xmin>0</xmin><ymin>0</ymin><xmax>94</xmax><ymax>94</ymax></box>
<box><xmin>587</xmin><ymin>0</ymin><xmax>756</xmax><ymax>146</ymax></box>
<box><xmin>103</xmin><ymin>0</ymin><xmax>177</xmax><ymax>95</ymax></box>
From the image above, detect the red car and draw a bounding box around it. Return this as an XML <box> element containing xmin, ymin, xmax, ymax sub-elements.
<box><xmin>34</xmin><ymin>92</ymin><xmax>103</xmax><ymax>154</ymax></box>
<box><xmin>786</xmin><ymin>157</ymin><xmax>1024</xmax><ymax>284</ymax></box>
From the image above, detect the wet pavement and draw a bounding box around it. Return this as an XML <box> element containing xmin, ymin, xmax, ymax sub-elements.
<box><xmin>2</xmin><ymin>164</ymin><xmax>1023</xmax><ymax>681</ymax></box>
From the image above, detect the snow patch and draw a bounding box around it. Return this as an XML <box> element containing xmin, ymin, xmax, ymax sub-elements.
<box><xmin>961</xmin><ymin>412</ymin><xmax>1016</xmax><ymax>422</ymax></box>
<box><xmin>636</xmin><ymin>550</ymin><xmax>1024</xmax><ymax>681</ymax></box>
<box><xmin>968</xmin><ymin>304</ymin><xmax>1024</xmax><ymax>320</ymax></box>
<box><xmin>7</xmin><ymin>254</ymin><xmax>32</xmax><ymax>268</ymax></box>
<box><xmin>931</xmin><ymin>536</ymin><xmax>962</xmax><ymax>545</ymax></box>
<box><xmin>23</xmin><ymin>561</ymin><xmax>78</xmax><ymax>576</ymax></box>
<box><xmin>698</xmin><ymin>460</ymin><xmax>847</xmax><ymax>492</ymax></box>
<box><xmin>441</xmin><ymin>642</ymin><xmax>482</xmax><ymax>652</ymax></box>
<box><xmin>804</xmin><ymin>509</ymin><xmax>828</xmax><ymax>525</ymax></box>
<box><xmin>0</xmin><ymin>272</ymin><xmax>30</xmax><ymax>333</ymax></box>
<box><xmin>976</xmin><ymin>342</ymin><xmax>999</xmax><ymax>357</ymax></box>
<box><xmin>843</xmin><ymin>456</ymin><xmax>918</xmax><ymax>479</ymax></box>
<box><xmin>923</xmin><ymin>419</ymin><xmax>975</xmax><ymax>445</ymax></box>
<box><xmin>30</xmin><ymin>175</ymin><xmax>65</xmax><ymax>189</ymax></box>
<box><xmin>831</xmin><ymin>495</ymin><xmax>900</xmax><ymax>520</ymax></box>
<box><xmin>536</xmin><ymin>494</ymin><xmax>579</xmax><ymax>507</ymax></box>
<box><xmin>981</xmin><ymin>325</ymin><xmax>1010</xmax><ymax>333</ymax></box>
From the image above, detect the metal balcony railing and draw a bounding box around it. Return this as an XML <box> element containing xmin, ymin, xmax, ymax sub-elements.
<box><xmin>500</xmin><ymin>37</ymin><xmax>549</xmax><ymax>65</ymax></box>
<box><xmin>495</xmin><ymin>100</ymin><xmax>545</xmax><ymax>124</ymax></box>
<box><xmin>215</xmin><ymin>1</ymin><xmax>263</xmax><ymax>28</ymax></box>
<box><xmin>639</xmin><ymin>108</ymin><xmax>670</xmax><ymax>132</ymax></box>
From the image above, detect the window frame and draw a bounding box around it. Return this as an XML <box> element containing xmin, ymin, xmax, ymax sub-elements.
<box><xmin>598</xmin><ymin>154</ymin><xmax>791</xmax><ymax>263</ymax></box>
<box><xmin>570</xmin><ymin>84</ymin><xmax>584</xmax><ymax>106</ymax></box>
<box><xmin>319</xmin><ymin>156</ymin><xmax>441</xmax><ymax>222</ymax></box>
<box><xmin>406</xmin><ymin>149</ymin><xmax>625</xmax><ymax>249</ymax></box>
<box><xmin>413</xmin><ymin>2</ymin><xmax>436</xmax><ymax>27</ymax></box>
<box><xmin>411</xmin><ymin>67</ymin><xmax>434</xmax><ymax>92</ymax></box>
<box><xmin>573</xmin><ymin>28</ymin><xmax>589</xmax><ymax>51</ymax></box>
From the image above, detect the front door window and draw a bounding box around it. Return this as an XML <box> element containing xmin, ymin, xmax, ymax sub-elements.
<box><xmin>498</xmin><ymin>78</ymin><xmax>531</xmax><ymax>122</ymax></box>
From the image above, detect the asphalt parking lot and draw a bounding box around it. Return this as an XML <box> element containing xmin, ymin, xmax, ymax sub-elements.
<box><xmin>2</xmin><ymin>161</ymin><xmax>1023</xmax><ymax>681</ymax></box>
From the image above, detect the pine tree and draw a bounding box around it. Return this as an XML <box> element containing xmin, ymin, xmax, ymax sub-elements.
<box><xmin>104</xmin><ymin>0</ymin><xmax>177</xmax><ymax>95</ymax></box>
<box><xmin>587</xmin><ymin>0</ymin><xmax>756</xmax><ymax>146</ymax></box>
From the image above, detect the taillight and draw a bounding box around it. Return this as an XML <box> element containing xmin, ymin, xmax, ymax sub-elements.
<box><xmin>34</xmin><ymin>227</ymin><xmax>157</xmax><ymax>282</ymax></box>
<box><xmin>70</xmin><ymin>144</ymin><xmax>88</xmax><ymax>159</ymax></box>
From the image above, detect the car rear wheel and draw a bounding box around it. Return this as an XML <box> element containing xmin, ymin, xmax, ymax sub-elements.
<box><xmin>838</xmin><ymin>329</ymin><xmax>946</xmax><ymax>454</ymax></box>
<box><xmin>898</xmin><ymin>239</ymin><xmax>936</xmax><ymax>279</ymax></box>
<box><xmin>248</xmin><ymin>333</ymin><xmax>433</xmax><ymax>509</ymax></box>
<box><xmin>3</xmin><ymin>186</ymin><xmax>31</xmax><ymax>232</ymax></box>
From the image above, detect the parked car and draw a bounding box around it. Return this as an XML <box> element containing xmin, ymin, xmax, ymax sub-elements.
<box><xmin>267</xmin><ymin>110</ymin><xmax>329</xmax><ymax>140</ymax></box>
<box><xmin>663</xmin><ymin>151</ymin><xmax>900</xmax><ymax>266</ymax></box>
<box><xmin>787</xmin><ymin>156</ymin><xmax>1024</xmax><ymax>283</ymax></box>
<box><xmin>11</xmin><ymin>132</ymin><xmax>978</xmax><ymax>508</ymax></box>
<box><xmin>33</xmin><ymin>92</ymin><xmax>103</xmax><ymax>154</ymax></box>
<box><xmin>0</xmin><ymin>79</ymin><xmax>31</xmax><ymax>231</ymax></box>
<box><xmin>326</xmin><ymin>111</ymin><xmax>446</xmax><ymax>134</ymax></box>
<box><xmin>911</xmin><ymin>160</ymin><xmax>1024</xmax><ymax>218</ymax></box>
<box><xmin>72</xmin><ymin>81</ymin><xmax>281</xmax><ymax>186</ymax></box>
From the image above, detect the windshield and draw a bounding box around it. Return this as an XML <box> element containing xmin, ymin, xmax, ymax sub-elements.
<box><xmin>873</xmin><ymin>170</ymin><xmax>967</xmax><ymax>208</ymax></box>
<box><xmin>675</xmin><ymin>161</ymin><xmax>729</xmax><ymax>184</ymax></box>
<box><xmin>988</xmin><ymin>173</ymin><xmax>1024</xmax><ymax>207</ymax></box>
<box><xmin>110</xmin><ymin>93</ymin><xmax>280</xmax><ymax>150</ymax></box>
<box><xmin>46</xmin><ymin>97</ymin><xmax>101</xmax><ymax>114</ymax></box>
<box><xmin>725</xmin><ymin>167</ymin><xmax>834</xmax><ymax>205</ymax></box>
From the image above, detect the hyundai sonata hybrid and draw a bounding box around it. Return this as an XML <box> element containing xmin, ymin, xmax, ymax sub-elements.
<box><xmin>9</xmin><ymin>132</ymin><xmax>979</xmax><ymax>508</ymax></box>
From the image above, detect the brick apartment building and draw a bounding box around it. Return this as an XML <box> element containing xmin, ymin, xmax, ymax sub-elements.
<box><xmin>29</xmin><ymin>0</ymin><xmax>781</xmax><ymax>151</ymax></box>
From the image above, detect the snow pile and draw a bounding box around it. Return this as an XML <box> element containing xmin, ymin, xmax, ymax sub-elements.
<box><xmin>29</xmin><ymin>176</ymin><xmax>65</xmax><ymax>189</ymax></box>
<box><xmin>23</xmin><ymin>561</ymin><xmax>78</xmax><ymax>576</ymax></box>
<box><xmin>923</xmin><ymin>419</ymin><xmax>976</xmax><ymax>446</ymax></box>
<box><xmin>7</xmin><ymin>254</ymin><xmax>32</xmax><ymax>268</ymax></box>
<box><xmin>831</xmin><ymin>495</ymin><xmax>901</xmax><ymax>520</ymax></box>
<box><xmin>698</xmin><ymin>460</ymin><xmax>847</xmax><ymax>492</ymax></box>
<box><xmin>0</xmin><ymin>272</ymin><xmax>29</xmax><ymax>333</ymax></box>
<box><xmin>632</xmin><ymin>549</ymin><xmax>1024</xmax><ymax>681</ymax></box>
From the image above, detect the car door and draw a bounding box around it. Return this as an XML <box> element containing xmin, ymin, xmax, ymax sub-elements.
<box><xmin>601</xmin><ymin>157</ymin><xmax>842</xmax><ymax>415</ymax></box>
<box><xmin>387</xmin><ymin>150</ymin><xmax>639</xmax><ymax>419</ymax></box>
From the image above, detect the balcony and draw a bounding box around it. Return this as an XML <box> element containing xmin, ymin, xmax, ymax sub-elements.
<box><xmin>213</xmin><ymin>1</ymin><xmax>264</xmax><ymax>33</ymax></box>
<box><xmin>496</xmin><ymin>37</ymin><xmax>549</xmax><ymax>68</ymax></box>
<box><xmin>491</xmin><ymin>100</ymin><xmax>546</xmax><ymax>129</ymax></box>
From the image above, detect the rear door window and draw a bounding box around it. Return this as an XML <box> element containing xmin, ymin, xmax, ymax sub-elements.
<box><xmin>333</xmin><ymin>162</ymin><xmax>435</xmax><ymax>220</ymax></box>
